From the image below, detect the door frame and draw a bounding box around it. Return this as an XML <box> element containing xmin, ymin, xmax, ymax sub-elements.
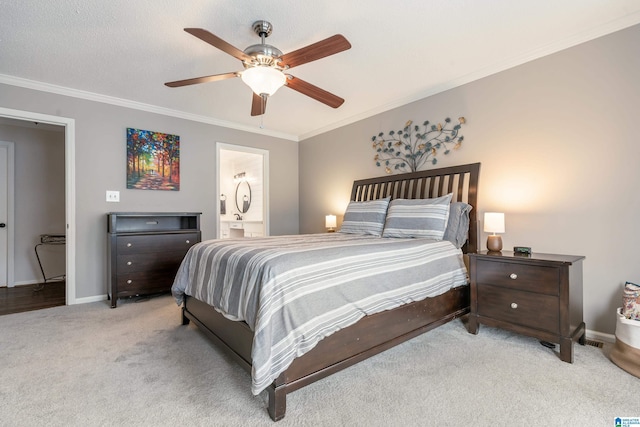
<box><xmin>0</xmin><ymin>107</ymin><xmax>76</xmax><ymax>305</ymax></box>
<box><xmin>215</xmin><ymin>142</ymin><xmax>269</xmax><ymax>239</ymax></box>
<box><xmin>0</xmin><ymin>141</ymin><xmax>15</xmax><ymax>287</ymax></box>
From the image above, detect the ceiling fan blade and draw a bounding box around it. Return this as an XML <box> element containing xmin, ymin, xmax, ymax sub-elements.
<box><xmin>285</xmin><ymin>76</ymin><xmax>344</xmax><ymax>108</ymax></box>
<box><xmin>184</xmin><ymin>28</ymin><xmax>253</xmax><ymax>62</ymax></box>
<box><xmin>165</xmin><ymin>72</ymin><xmax>239</xmax><ymax>88</ymax></box>
<box><xmin>278</xmin><ymin>35</ymin><xmax>351</xmax><ymax>69</ymax></box>
<box><xmin>251</xmin><ymin>93</ymin><xmax>267</xmax><ymax>116</ymax></box>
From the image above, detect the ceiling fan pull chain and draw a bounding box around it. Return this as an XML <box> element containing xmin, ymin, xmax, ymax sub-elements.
<box><xmin>259</xmin><ymin>94</ymin><xmax>266</xmax><ymax>128</ymax></box>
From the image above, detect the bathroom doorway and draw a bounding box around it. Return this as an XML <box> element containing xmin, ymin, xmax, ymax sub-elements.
<box><xmin>216</xmin><ymin>143</ymin><xmax>269</xmax><ymax>239</ymax></box>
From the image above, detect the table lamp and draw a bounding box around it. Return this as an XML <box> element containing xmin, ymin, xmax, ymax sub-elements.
<box><xmin>484</xmin><ymin>212</ymin><xmax>505</xmax><ymax>252</ymax></box>
<box><xmin>325</xmin><ymin>215</ymin><xmax>337</xmax><ymax>232</ymax></box>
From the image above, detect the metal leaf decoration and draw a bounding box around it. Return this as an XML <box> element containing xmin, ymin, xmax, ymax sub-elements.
<box><xmin>371</xmin><ymin>117</ymin><xmax>466</xmax><ymax>173</ymax></box>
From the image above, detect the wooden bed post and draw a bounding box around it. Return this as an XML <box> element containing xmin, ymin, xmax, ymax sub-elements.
<box><xmin>267</xmin><ymin>384</ymin><xmax>287</xmax><ymax>421</ymax></box>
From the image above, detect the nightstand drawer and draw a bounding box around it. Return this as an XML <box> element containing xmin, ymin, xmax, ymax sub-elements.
<box><xmin>477</xmin><ymin>284</ymin><xmax>559</xmax><ymax>334</ymax></box>
<box><xmin>475</xmin><ymin>260</ymin><xmax>559</xmax><ymax>296</ymax></box>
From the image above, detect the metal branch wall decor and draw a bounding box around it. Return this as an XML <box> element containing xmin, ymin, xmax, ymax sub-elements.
<box><xmin>372</xmin><ymin>117</ymin><xmax>466</xmax><ymax>173</ymax></box>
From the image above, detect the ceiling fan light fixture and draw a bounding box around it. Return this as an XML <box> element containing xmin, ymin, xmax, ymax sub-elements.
<box><xmin>241</xmin><ymin>66</ymin><xmax>286</xmax><ymax>96</ymax></box>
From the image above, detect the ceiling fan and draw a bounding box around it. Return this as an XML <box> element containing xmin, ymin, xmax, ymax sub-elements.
<box><xmin>165</xmin><ymin>20</ymin><xmax>351</xmax><ymax>116</ymax></box>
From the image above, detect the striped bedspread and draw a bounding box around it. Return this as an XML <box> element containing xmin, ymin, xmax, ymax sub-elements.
<box><xmin>171</xmin><ymin>233</ymin><xmax>468</xmax><ymax>395</ymax></box>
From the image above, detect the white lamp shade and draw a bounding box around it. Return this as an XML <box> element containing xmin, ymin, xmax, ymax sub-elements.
<box><xmin>325</xmin><ymin>215</ymin><xmax>337</xmax><ymax>229</ymax></box>
<box><xmin>241</xmin><ymin>66</ymin><xmax>286</xmax><ymax>96</ymax></box>
<box><xmin>484</xmin><ymin>212</ymin><xmax>505</xmax><ymax>233</ymax></box>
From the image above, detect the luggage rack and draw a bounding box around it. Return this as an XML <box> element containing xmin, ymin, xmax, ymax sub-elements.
<box><xmin>34</xmin><ymin>234</ymin><xmax>65</xmax><ymax>290</ymax></box>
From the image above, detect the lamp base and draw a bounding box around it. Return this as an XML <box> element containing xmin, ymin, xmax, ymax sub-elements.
<box><xmin>487</xmin><ymin>235</ymin><xmax>503</xmax><ymax>252</ymax></box>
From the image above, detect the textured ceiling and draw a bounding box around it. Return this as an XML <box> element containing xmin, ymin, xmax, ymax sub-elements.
<box><xmin>1</xmin><ymin>1</ymin><xmax>639</xmax><ymax>141</ymax></box>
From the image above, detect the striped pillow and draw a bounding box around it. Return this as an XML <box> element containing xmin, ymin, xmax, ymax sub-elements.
<box><xmin>339</xmin><ymin>197</ymin><xmax>390</xmax><ymax>236</ymax></box>
<box><xmin>382</xmin><ymin>194</ymin><xmax>453</xmax><ymax>239</ymax></box>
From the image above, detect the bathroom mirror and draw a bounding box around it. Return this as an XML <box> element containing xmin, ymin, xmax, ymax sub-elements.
<box><xmin>235</xmin><ymin>181</ymin><xmax>252</xmax><ymax>214</ymax></box>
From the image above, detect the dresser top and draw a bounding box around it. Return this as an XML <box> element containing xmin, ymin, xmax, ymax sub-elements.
<box><xmin>471</xmin><ymin>250</ymin><xmax>585</xmax><ymax>265</ymax></box>
<box><xmin>108</xmin><ymin>212</ymin><xmax>201</xmax><ymax>216</ymax></box>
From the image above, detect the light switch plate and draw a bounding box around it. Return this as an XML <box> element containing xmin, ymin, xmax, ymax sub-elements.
<box><xmin>106</xmin><ymin>190</ymin><xmax>120</xmax><ymax>202</ymax></box>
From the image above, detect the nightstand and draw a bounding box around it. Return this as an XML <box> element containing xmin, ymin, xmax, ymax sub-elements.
<box><xmin>468</xmin><ymin>251</ymin><xmax>586</xmax><ymax>363</ymax></box>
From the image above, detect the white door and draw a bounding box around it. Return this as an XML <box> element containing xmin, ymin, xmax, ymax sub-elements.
<box><xmin>0</xmin><ymin>141</ymin><xmax>14</xmax><ymax>287</ymax></box>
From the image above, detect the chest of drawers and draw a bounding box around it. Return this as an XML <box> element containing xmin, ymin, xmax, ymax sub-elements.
<box><xmin>107</xmin><ymin>212</ymin><xmax>201</xmax><ymax>308</ymax></box>
<box><xmin>468</xmin><ymin>251</ymin><xmax>585</xmax><ymax>363</ymax></box>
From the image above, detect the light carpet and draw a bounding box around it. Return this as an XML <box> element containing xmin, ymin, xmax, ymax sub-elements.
<box><xmin>0</xmin><ymin>294</ymin><xmax>637</xmax><ymax>426</ymax></box>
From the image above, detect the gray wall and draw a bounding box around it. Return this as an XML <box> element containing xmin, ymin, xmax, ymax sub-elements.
<box><xmin>0</xmin><ymin>124</ymin><xmax>65</xmax><ymax>284</ymax></box>
<box><xmin>0</xmin><ymin>85</ymin><xmax>299</xmax><ymax>300</ymax></box>
<box><xmin>299</xmin><ymin>24</ymin><xmax>640</xmax><ymax>335</ymax></box>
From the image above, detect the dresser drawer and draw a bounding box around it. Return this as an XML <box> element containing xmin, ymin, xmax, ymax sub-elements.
<box><xmin>116</xmin><ymin>250</ymin><xmax>188</xmax><ymax>273</ymax></box>
<box><xmin>477</xmin><ymin>284</ymin><xmax>559</xmax><ymax>334</ymax></box>
<box><xmin>475</xmin><ymin>259</ymin><xmax>559</xmax><ymax>296</ymax></box>
<box><xmin>116</xmin><ymin>268</ymin><xmax>178</xmax><ymax>293</ymax></box>
<box><xmin>116</xmin><ymin>233</ymin><xmax>199</xmax><ymax>254</ymax></box>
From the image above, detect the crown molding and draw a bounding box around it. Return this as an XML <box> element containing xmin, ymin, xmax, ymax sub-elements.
<box><xmin>0</xmin><ymin>74</ymin><xmax>299</xmax><ymax>141</ymax></box>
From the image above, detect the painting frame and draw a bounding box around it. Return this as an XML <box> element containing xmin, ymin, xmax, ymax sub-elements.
<box><xmin>126</xmin><ymin>128</ymin><xmax>180</xmax><ymax>191</ymax></box>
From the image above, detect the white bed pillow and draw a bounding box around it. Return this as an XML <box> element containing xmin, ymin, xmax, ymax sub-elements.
<box><xmin>339</xmin><ymin>197</ymin><xmax>390</xmax><ymax>236</ymax></box>
<box><xmin>382</xmin><ymin>193</ymin><xmax>453</xmax><ymax>239</ymax></box>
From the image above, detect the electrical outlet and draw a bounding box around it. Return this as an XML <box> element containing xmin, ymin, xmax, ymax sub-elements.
<box><xmin>106</xmin><ymin>190</ymin><xmax>120</xmax><ymax>202</ymax></box>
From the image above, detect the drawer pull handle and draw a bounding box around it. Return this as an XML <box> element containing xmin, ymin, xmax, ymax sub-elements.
<box><xmin>127</xmin><ymin>280</ymin><xmax>132</xmax><ymax>284</ymax></box>
<box><xmin>511</xmin><ymin>302</ymin><xmax>518</xmax><ymax>309</ymax></box>
<box><xmin>127</xmin><ymin>261</ymin><xmax>132</xmax><ymax>266</ymax></box>
<box><xmin>127</xmin><ymin>243</ymin><xmax>132</xmax><ymax>247</ymax></box>
<box><xmin>186</xmin><ymin>240</ymin><xmax>190</xmax><ymax>244</ymax></box>
<box><xmin>509</xmin><ymin>273</ymin><xmax>518</xmax><ymax>280</ymax></box>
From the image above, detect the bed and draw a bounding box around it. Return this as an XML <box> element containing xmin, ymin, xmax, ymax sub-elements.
<box><xmin>173</xmin><ymin>162</ymin><xmax>480</xmax><ymax>421</ymax></box>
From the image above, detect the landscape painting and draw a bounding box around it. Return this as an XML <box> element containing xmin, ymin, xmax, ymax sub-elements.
<box><xmin>126</xmin><ymin>128</ymin><xmax>180</xmax><ymax>191</ymax></box>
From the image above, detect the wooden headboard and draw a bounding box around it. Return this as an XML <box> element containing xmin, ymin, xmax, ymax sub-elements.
<box><xmin>350</xmin><ymin>163</ymin><xmax>480</xmax><ymax>254</ymax></box>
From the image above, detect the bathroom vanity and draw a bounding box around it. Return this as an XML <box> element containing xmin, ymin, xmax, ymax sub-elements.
<box><xmin>219</xmin><ymin>220</ymin><xmax>264</xmax><ymax>238</ymax></box>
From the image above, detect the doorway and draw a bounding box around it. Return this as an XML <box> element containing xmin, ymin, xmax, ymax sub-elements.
<box><xmin>0</xmin><ymin>107</ymin><xmax>76</xmax><ymax>306</ymax></box>
<box><xmin>0</xmin><ymin>141</ymin><xmax>14</xmax><ymax>287</ymax></box>
<box><xmin>216</xmin><ymin>143</ymin><xmax>269</xmax><ymax>239</ymax></box>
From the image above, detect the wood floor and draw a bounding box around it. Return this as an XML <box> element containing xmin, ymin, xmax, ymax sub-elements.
<box><xmin>0</xmin><ymin>281</ymin><xmax>65</xmax><ymax>316</ymax></box>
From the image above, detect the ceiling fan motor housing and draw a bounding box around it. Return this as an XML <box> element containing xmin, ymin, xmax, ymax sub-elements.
<box><xmin>243</xmin><ymin>21</ymin><xmax>284</xmax><ymax>68</ymax></box>
<box><xmin>243</xmin><ymin>44</ymin><xmax>283</xmax><ymax>68</ymax></box>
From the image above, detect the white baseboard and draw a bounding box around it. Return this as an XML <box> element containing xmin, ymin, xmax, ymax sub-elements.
<box><xmin>11</xmin><ymin>279</ymin><xmax>40</xmax><ymax>287</ymax></box>
<box><xmin>73</xmin><ymin>294</ymin><xmax>108</xmax><ymax>305</ymax></box>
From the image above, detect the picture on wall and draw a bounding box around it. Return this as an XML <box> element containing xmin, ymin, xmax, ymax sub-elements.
<box><xmin>126</xmin><ymin>128</ymin><xmax>180</xmax><ymax>191</ymax></box>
